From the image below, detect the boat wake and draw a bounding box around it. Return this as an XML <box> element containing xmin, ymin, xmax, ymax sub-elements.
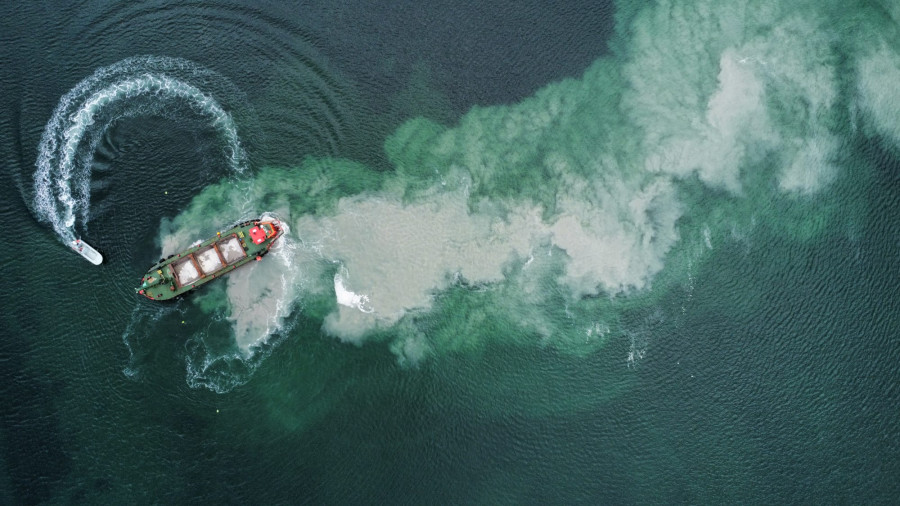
<box><xmin>122</xmin><ymin>213</ymin><xmax>299</xmax><ymax>393</ymax></box>
<box><xmin>30</xmin><ymin>56</ymin><xmax>291</xmax><ymax>392</ymax></box>
<box><xmin>32</xmin><ymin>56</ymin><xmax>249</xmax><ymax>247</ymax></box>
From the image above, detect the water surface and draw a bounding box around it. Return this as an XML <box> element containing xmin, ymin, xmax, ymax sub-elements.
<box><xmin>1</xmin><ymin>0</ymin><xmax>899</xmax><ymax>502</ymax></box>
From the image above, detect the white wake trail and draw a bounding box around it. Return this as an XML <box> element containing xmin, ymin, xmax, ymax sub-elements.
<box><xmin>33</xmin><ymin>56</ymin><xmax>248</xmax><ymax>245</ymax></box>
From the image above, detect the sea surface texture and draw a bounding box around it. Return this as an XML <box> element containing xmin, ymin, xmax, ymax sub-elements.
<box><xmin>1</xmin><ymin>0</ymin><xmax>899</xmax><ymax>503</ymax></box>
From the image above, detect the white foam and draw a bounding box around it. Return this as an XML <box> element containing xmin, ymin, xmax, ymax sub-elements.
<box><xmin>333</xmin><ymin>272</ymin><xmax>373</xmax><ymax>313</ymax></box>
<box><xmin>34</xmin><ymin>56</ymin><xmax>247</xmax><ymax>244</ymax></box>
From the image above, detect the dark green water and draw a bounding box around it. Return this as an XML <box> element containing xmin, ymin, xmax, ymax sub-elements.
<box><xmin>2</xmin><ymin>0</ymin><xmax>899</xmax><ymax>503</ymax></box>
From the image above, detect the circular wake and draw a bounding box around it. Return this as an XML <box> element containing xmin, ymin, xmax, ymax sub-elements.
<box><xmin>33</xmin><ymin>56</ymin><xmax>249</xmax><ymax>243</ymax></box>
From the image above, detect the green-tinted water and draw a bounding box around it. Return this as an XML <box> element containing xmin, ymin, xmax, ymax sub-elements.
<box><xmin>1</xmin><ymin>0</ymin><xmax>899</xmax><ymax>503</ymax></box>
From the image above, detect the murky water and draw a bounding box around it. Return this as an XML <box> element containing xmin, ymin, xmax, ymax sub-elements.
<box><xmin>2</xmin><ymin>0</ymin><xmax>899</xmax><ymax>502</ymax></box>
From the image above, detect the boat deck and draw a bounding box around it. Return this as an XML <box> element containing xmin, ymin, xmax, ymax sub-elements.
<box><xmin>137</xmin><ymin>220</ymin><xmax>281</xmax><ymax>301</ymax></box>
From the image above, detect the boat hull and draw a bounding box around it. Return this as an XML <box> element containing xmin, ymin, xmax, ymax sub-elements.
<box><xmin>136</xmin><ymin>219</ymin><xmax>282</xmax><ymax>301</ymax></box>
<box><xmin>71</xmin><ymin>239</ymin><xmax>103</xmax><ymax>265</ymax></box>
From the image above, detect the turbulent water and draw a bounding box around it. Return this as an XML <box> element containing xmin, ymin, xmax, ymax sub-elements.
<box><xmin>2</xmin><ymin>0</ymin><xmax>899</xmax><ymax>502</ymax></box>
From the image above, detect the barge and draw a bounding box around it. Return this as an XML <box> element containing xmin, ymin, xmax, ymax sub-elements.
<box><xmin>136</xmin><ymin>219</ymin><xmax>282</xmax><ymax>301</ymax></box>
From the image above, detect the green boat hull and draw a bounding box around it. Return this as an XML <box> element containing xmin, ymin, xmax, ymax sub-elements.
<box><xmin>136</xmin><ymin>219</ymin><xmax>282</xmax><ymax>301</ymax></box>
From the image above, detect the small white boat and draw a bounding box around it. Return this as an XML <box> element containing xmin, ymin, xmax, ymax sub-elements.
<box><xmin>71</xmin><ymin>239</ymin><xmax>103</xmax><ymax>265</ymax></box>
